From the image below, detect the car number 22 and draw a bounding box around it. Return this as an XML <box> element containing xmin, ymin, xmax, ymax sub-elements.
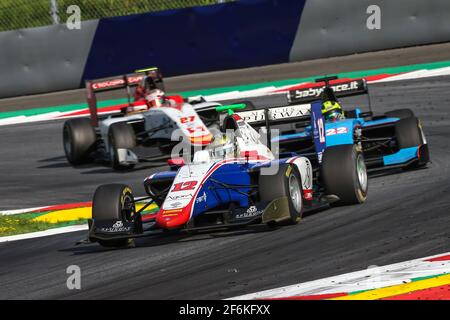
<box><xmin>326</xmin><ymin>127</ymin><xmax>349</xmax><ymax>136</ymax></box>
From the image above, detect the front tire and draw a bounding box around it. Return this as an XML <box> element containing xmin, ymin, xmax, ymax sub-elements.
<box><xmin>259</xmin><ymin>164</ymin><xmax>303</xmax><ymax>225</ymax></box>
<box><xmin>63</xmin><ymin>118</ymin><xmax>96</xmax><ymax>165</ymax></box>
<box><xmin>92</xmin><ymin>184</ymin><xmax>136</xmax><ymax>248</ymax></box>
<box><xmin>321</xmin><ymin>144</ymin><xmax>368</xmax><ymax>205</ymax></box>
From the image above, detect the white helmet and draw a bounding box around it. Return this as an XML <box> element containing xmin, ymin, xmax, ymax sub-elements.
<box><xmin>145</xmin><ymin>89</ymin><xmax>165</xmax><ymax>107</ymax></box>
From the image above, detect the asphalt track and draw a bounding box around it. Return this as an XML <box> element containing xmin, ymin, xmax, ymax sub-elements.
<box><xmin>0</xmin><ymin>61</ymin><xmax>450</xmax><ymax>299</ymax></box>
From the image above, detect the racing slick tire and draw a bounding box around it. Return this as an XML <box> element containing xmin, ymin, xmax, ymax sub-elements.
<box><xmin>63</xmin><ymin>118</ymin><xmax>96</xmax><ymax>165</ymax></box>
<box><xmin>321</xmin><ymin>144</ymin><xmax>368</xmax><ymax>205</ymax></box>
<box><xmin>395</xmin><ymin>117</ymin><xmax>430</xmax><ymax>167</ymax></box>
<box><xmin>108</xmin><ymin>122</ymin><xmax>136</xmax><ymax>171</ymax></box>
<box><xmin>92</xmin><ymin>184</ymin><xmax>136</xmax><ymax>248</ymax></box>
<box><xmin>385</xmin><ymin>109</ymin><xmax>414</xmax><ymax>119</ymax></box>
<box><xmin>259</xmin><ymin>164</ymin><xmax>303</xmax><ymax>225</ymax></box>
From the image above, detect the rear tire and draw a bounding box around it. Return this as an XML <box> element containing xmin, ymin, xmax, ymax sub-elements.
<box><xmin>63</xmin><ymin>118</ymin><xmax>96</xmax><ymax>165</ymax></box>
<box><xmin>321</xmin><ymin>144</ymin><xmax>368</xmax><ymax>205</ymax></box>
<box><xmin>92</xmin><ymin>184</ymin><xmax>136</xmax><ymax>248</ymax></box>
<box><xmin>259</xmin><ymin>164</ymin><xmax>303</xmax><ymax>225</ymax></box>
<box><xmin>385</xmin><ymin>109</ymin><xmax>414</xmax><ymax>120</ymax></box>
<box><xmin>108</xmin><ymin>122</ymin><xmax>136</xmax><ymax>171</ymax></box>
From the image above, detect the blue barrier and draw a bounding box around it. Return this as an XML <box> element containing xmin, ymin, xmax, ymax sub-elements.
<box><xmin>82</xmin><ymin>0</ymin><xmax>306</xmax><ymax>83</ymax></box>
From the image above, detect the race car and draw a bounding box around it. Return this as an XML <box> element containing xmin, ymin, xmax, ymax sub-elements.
<box><xmin>82</xmin><ymin>103</ymin><xmax>368</xmax><ymax>248</ymax></box>
<box><xmin>62</xmin><ymin>67</ymin><xmax>221</xmax><ymax>170</ymax></box>
<box><xmin>236</xmin><ymin>76</ymin><xmax>430</xmax><ymax>173</ymax></box>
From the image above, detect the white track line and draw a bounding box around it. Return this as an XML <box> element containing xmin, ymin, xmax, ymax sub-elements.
<box><xmin>0</xmin><ymin>224</ymin><xmax>88</xmax><ymax>243</ymax></box>
<box><xmin>227</xmin><ymin>252</ymin><xmax>450</xmax><ymax>300</ymax></box>
<box><xmin>0</xmin><ymin>206</ymin><xmax>47</xmax><ymax>215</ymax></box>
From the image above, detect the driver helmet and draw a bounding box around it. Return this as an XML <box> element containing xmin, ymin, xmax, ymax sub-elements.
<box><xmin>211</xmin><ymin>134</ymin><xmax>235</xmax><ymax>159</ymax></box>
<box><xmin>321</xmin><ymin>87</ymin><xmax>344</xmax><ymax>122</ymax></box>
<box><xmin>322</xmin><ymin>100</ymin><xmax>345</xmax><ymax>122</ymax></box>
<box><xmin>145</xmin><ymin>89</ymin><xmax>165</xmax><ymax>108</ymax></box>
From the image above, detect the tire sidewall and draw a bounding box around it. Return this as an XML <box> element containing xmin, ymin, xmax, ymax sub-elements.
<box><xmin>353</xmin><ymin>149</ymin><xmax>368</xmax><ymax>203</ymax></box>
<box><xmin>283</xmin><ymin>165</ymin><xmax>304</xmax><ymax>223</ymax></box>
<box><xmin>322</xmin><ymin>144</ymin><xmax>368</xmax><ymax>204</ymax></box>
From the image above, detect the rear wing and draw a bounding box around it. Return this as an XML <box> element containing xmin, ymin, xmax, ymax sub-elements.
<box><xmin>235</xmin><ymin>102</ymin><xmax>325</xmax><ymax>161</ymax></box>
<box><xmin>235</xmin><ymin>103</ymin><xmax>311</xmax><ymax>127</ymax></box>
<box><xmin>86</xmin><ymin>67</ymin><xmax>164</xmax><ymax>126</ymax></box>
<box><xmin>217</xmin><ymin>103</ymin><xmax>326</xmax><ymax>161</ymax></box>
<box><xmin>287</xmin><ymin>78</ymin><xmax>368</xmax><ymax>104</ymax></box>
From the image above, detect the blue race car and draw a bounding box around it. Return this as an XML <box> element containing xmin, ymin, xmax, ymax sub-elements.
<box><xmin>240</xmin><ymin>76</ymin><xmax>430</xmax><ymax>174</ymax></box>
<box><xmin>83</xmin><ymin>103</ymin><xmax>368</xmax><ymax>248</ymax></box>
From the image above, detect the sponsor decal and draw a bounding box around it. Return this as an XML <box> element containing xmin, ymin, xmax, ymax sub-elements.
<box><xmin>236</xmin><ymin>206</ymin><xmax>263</xmax><ymax>219</ymax></box>
<box><xmin>162</xmin><ymin>208</ymin><xmax>183</xmax><ymax>214</ymax></box>
<box><xmin>113</xmin><ymin>221</ymin><xmax>123</xmax><ymax>228</ymax></box>
<box><xmin>127</xmin><ymin>76</ymin><xmax>144</xmax><ymax>84</ymax></box>
<box><xmin>91</xmin><ymin>76</ymin><xmax>144</xmax><ymax>90</ymax></box>
<box><xmin>170</xmin><ymin>202</ymin><xmax>183</xmax><ymax>208</ymax></box>
<box><xmin>167</xmin><ymin>194</ymin><xmax>193</xmax><ymax>201</ymax></box>
<box><xmin>317</xmin><ymin>152</ymin><xmax>323</xmax><ymax>163</ymax></box>
<box><xmin>238</xmin><ymin>104</ymin><xmax>311</xmax><ymax>123</ymax></box>
<box><xmin>293</xmin><ymin>81</ymin><xmax>360</xmax><ymax>100</ymax></box>
<box><xmin>92</xmin><ymin>79</ymin><xmax>125</xmax><ymax>90</ymax></box>
<box><xmin>196</xmin><ymin>192</ymin><xmax>207</xmax><ymax>204</ymax></box>
<box><xmin>99</xmin><ymin>220</ymin><xmax>132</xmax><ymax>233</ymax></box>
<box><xmin>285</xmin><ymin>166</ymin><xmax>292</xmax><ymax>177</ymax></box>
<box><xmin>317</xmin><ymin>118</ymin><xmax>326</xmax><ymax>143</ymax></box>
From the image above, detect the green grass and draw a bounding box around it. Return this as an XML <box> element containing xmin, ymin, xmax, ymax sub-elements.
<box><xmin>0</xmin><ymin>0</ymin><xmax>233</xmax><ymax>32</ymax></box>
<box><xmin>0</xmin><ymin>205</ymin><xmax>159</xmax><ymax>237</ymax></box>
<box><xmin>0</xmin><ymin>213</ymin><xmax>87</xmax><ymax>237</ymax></box>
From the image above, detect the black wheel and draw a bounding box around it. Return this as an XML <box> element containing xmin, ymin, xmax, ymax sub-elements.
<box><xmin>259</xmin><ymin>164</ymin><xmax>303</xmax><ymax>225</ymax></box>
<box><xmin>321</xmin><ymin>144</ymin><xmax>368</xmax><ymax>205</ymax></box>
<box><xmin>385</xmin><ymin>109</ymin><xmax>414</xmax><ymax>120</ymax></box>
<box><xmin>396</xmin><ymin>117</ymin><xmax>424</xmax><ymax>148</ymax></box>
<box><xmin>92</xmin><ymin>184</ymin><xmax>136</xmax><ymax>248</ymax></box>
<box><xmin>63</xmin><ymin>118</ymin><xmax>96</xmax><ymax>165</ymax></box>
<box><xmin>108</xmin><ymin>122</ymin><xmax>136</xmax><ymax>171</ymax></box>
<box><xmin>395</xmin><ymin>117</ymin><xmax>430</xmax><ymax>167</ymax></box>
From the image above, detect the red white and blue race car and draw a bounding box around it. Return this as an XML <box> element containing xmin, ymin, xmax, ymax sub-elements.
<box><xmin>63</xmin><ymin>68</ymin><xmax>221</xmax><ymax>170</ymax></box>
<box><xmin>82</xmin><ymin>103</ymin><xmax>368</xmax><ymax>248</ymax></box>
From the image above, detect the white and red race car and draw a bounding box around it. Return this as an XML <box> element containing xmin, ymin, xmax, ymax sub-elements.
<box><xmin>63</xmin><ymin>68</ymin><xmax>221</xmax><ymax>170</ymax></box>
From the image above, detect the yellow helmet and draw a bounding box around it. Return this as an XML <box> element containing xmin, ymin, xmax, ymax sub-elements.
<box><xmin>322</xmin><ymin>100</ymin><xmax>344</xmax><ymax>121</ymax></box>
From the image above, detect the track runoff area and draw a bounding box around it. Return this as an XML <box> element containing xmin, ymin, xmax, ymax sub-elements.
<box><xmin>0</xmin><ymin>47</ymin><xmax>449</xmax><ymax>301</ymax></box>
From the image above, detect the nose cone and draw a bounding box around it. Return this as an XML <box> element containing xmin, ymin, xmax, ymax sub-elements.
<box><xmin>155</xmin><ymin>208</ymin><xmax>191</xmax><ymax>229</ymax></box>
